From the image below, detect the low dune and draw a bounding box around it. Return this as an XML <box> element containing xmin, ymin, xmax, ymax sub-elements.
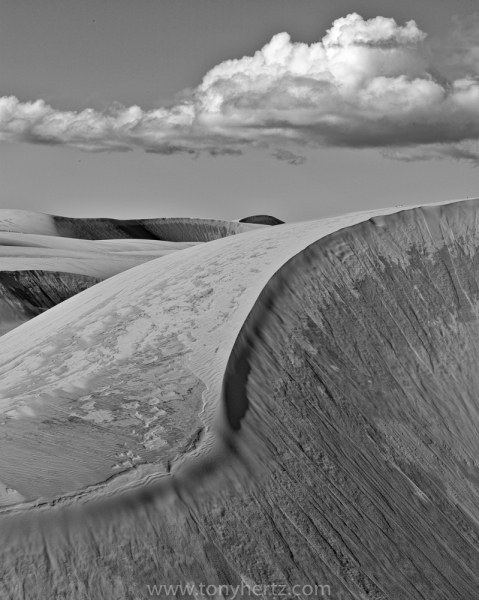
<box><xmin>0</xmin><ymin>233</ymin><xmax>199</xmax><ymax>278</ymax></box>
<box><xmin>1</xmin><ymin>199</ymin><xmax>479</xmax><ymax>598</ymax></box>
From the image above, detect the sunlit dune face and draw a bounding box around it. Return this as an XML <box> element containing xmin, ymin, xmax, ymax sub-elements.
<box><xmin>0</xmin><ymin>315</ymin><xmax>205</xmax><ymax>502</ymax></box>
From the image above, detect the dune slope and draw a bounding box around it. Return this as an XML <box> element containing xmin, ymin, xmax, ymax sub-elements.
<box><xmin>1</xmin><ymin>199</ymin><xmax>479</xmax><ymax>598</ymax></box>
<box><xmin>0</xmin><ymin>229</ymin><xmax>201</xmax><ymax>334</ymax></box>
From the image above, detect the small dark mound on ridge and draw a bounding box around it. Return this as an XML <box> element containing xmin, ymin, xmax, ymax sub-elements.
<box><xmin>239</xmin><ymin>215</ymin><xmax>284</xmax><ymax>226</ymax></box>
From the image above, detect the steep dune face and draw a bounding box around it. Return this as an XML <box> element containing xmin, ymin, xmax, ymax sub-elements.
<box><xmin>0</xmin><ymin>271</ymin><xmax>101</xmax><ymax>335</ymax></box>
<box><xmin>139</xmin><ymin>217</ymin><xmax>265</xmax><ymax>242</ymax></box>
<box><xmin>52</xmin><ymin>216</ymin><xmax>158</xmax><ymax>240</ymax></box>
<box><xmin>54</xmin><ymin>215</ymin><xmax>260</xmax><ymax>241</ymax></box>
<box><xmin>1</xmin><ymin>200</ymin><xmax>479</xmax><ymax>598</ymax></box>
<box><xmin>222</xmin><ymin>202</ymin><xmax>479</xmax><ymax>598</ymax></box>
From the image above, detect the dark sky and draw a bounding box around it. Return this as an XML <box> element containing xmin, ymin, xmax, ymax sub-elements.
<box><xmin>1</xmin><ymin>0</ymin><xmax>478</xmax><ymax>222</ymax></box>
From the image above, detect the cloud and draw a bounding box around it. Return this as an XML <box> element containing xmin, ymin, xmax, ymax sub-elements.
<box><xmin>2</xmin><ymin>13</ymin><xmax>479</xmax><ymax>163</ymax></box>
<box><xmin>271</xmin><ymin>149</ymin><xmax>306</xmax><ymax>165</ymax></box>
<box><xmin>382</xmin><ymin>140</ymin><xmax>479</xmax><ymax>163</ymax></box>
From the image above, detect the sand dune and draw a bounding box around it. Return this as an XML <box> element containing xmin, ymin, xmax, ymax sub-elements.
<box><xmin>238</xmin><ymin>214</ymin><xmax>285</xmax><ymax>225</ymax></box>
<box><xmin>1</xmin><ymin>199</ymin><xmax>479</xmax><ymax>598</ymax></box>
<box><xmin>0</xmin><ymin>235</ymin><xmax>199</xmax><ymax>277</ymax></box>
<box><xmin>0</xmin><ymin>232</ymin><xmax>199</xmax><ymax>252</ymax></box>
<box><xmin>0</xmin><ymin>209</ymin><xmax>265</xmax><ymax>241</ymax></box>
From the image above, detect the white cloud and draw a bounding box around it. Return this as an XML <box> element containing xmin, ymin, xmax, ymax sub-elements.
<box><xmin>2</xmin><ymin>13</ymin><xmax>479</xmax><ymax>163</ymax></box>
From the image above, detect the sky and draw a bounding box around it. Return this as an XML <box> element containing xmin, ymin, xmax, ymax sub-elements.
<box><xmin>1</xmin><ymin>0</ymin><xmax>479</xmax><ymax>223</ymax></box>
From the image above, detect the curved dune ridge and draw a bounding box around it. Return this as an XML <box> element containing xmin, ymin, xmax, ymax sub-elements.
<box><xmin>2</xmin><ymin>199</ymin><xmax>479</xmax><ymax>598</ymax></box>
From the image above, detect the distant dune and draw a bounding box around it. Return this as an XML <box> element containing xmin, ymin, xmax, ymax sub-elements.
<box><xmin>1</xmin><ymin>200</ymin><xmax>479</xmax><ymax>599</ymax></box>
<box><xmin>0</xmin><ymin>209</ymin><xmax>265</xmax><ymax>241</ymax></box>
<box><xmin>0</xmin><ymin>232</ymin><xmax>200</xmax><ymax>278</ymax></box>
<box><xmin>239</xmin><ymin>214</ymin><xmax>285</xmax><ymax>225</ymax></box>
<box><xmin>239</xmin><ymin>215</ymin><xmax>284</xmax><ymax>225</ymax></box>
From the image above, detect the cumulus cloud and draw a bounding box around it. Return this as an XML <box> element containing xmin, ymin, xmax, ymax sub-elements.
<box><xmin>2</xmin><ymin>13</ymin><xmax>479</xmax><ymax>163</ymax></box>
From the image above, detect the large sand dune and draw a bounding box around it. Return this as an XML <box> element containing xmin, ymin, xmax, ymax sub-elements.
<box><xmin>1</xmin><ymin>199</ymin><xmax>479</xmax><ymax>598</ymax></box>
